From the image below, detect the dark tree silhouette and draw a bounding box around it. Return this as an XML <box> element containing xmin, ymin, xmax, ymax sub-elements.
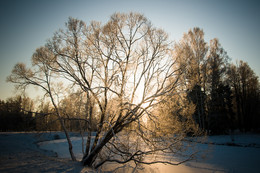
<box><xmin>0</xmin><ymin>96</ymin><xmax>35</xmax><ymax>131</ymax></box>
<box><xmin>227</xmin><ymin>61</ymin><xmax>260</xmax><ymax>132</ymax></box>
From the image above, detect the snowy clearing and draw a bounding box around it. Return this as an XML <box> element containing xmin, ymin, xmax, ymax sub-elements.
<box><xmin>38</xmin><ymin>133</ymin><xmax>260</xmax><ymax>173</ymax></box>
<box><xmin>1</xmin><ymin>132</ymin><xmax>260</xmax><ymax>172</ymax></box>
<box><xmin>0</xmin><ymin>132</ymin><xmax>82</xmax><ymax>173</ymax></box>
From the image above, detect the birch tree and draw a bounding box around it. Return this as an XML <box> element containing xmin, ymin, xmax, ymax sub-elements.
<box><xmin>174</xmin><ymin>28</ymin><xmax>208</xmax><ymax>130</ymax></box>
<box><xmin>8</xmin><ymin>12</ymin><xmax>199</xmax><ymax>169</ymax></box>
<box><xmin>7</xmin><ymin>51</ymin><xmax>77</xmax><ymax>161</ymax></box>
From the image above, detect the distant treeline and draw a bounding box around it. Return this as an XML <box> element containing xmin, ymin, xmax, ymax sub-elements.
<box><xmin>174</xmin><ymin>29</ymin><xmax>260</xmax><ymax>134</ymax></box>
<box><xmin>0</xmin><ymin>97</ymin><xmax>35</xmax><ymax>131</ymax></box>
<box><xmin>0</xmin><ymin>96</ymin><xmax>96</xmax><ymax>132</ymax></box>
<box><xmin>156</xmin><ymin>28</ymin><xmax>260</xmax><ymax>135</ymax></box>
<box><xmin>1</xmin><ymin>59</ymin><xmax>259</xmax><ymax>134</ymax></box>
<box><xmin>188</xmin><ymin>60</ymin><xmax>260</xmax><ymax>134</ymax></box>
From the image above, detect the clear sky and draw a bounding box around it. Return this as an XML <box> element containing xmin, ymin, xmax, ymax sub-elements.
<box><xmin>0</xmin><ymin>0</ymin><xmax>259</xmax><ymax>100</ymax></box>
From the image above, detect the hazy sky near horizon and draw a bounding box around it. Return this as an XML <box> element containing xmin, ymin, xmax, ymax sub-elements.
<box><xmin>0</xmin><ymin>0</ymin><xmax>259</xmax><ymax>100</ymax></box>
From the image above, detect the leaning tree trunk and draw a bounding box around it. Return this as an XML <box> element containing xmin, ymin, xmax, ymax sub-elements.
<box><xmin>82</xmin><ymin>128</ymin><xmax>114</xmax><ymax>167</ymax></box>
<box><xmin>49</xmin><ymin>93</ymin><xmax>77</xmax><ymax>161</ymax></box>
<box><xmin>60</xmin><ymin>118</ymin><xmax>77</xmax><ymax>161</ymax></box>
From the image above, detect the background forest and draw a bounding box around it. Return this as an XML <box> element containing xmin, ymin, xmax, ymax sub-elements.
<box><xmin>1</xmin><ymin>27</ymin><xmax>259</xmax><ymax>135</ymax></box>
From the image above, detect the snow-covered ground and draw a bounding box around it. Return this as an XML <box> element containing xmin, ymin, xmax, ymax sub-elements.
<box><xmin>38</xmin><ymin>133</ymin><xmax>260</xmax><ymax>173</ymax></box>
<box><xmin>1</xmin><ymin>132</ymin><xmax>259</xmax><ymax>172</ymax></box>
<box><xmin>0</xmin><ymin>132</ymin><xmax>82</xmax><ymax>173</ymax></box>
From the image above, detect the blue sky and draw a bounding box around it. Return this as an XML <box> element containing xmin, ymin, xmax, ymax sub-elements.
<box><xmin>0</xmin><ymin>0</ymin><xmax>259</xmax><ymax>100</ymax></box>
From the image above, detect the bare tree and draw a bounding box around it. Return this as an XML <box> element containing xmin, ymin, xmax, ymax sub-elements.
<box><xmin>174</xmin><ymin>28</ymin><xmax>208</xmax><ymax>130</ymax></box>
<box><xmin>7</xmin><ymin>53</ymin><xmax>77</xmax><ymax>161</ymax></box>
<box><xmin>8</xmin><ymin>12</ymin><xmax>200</xmax><ymax>169</ymax></box>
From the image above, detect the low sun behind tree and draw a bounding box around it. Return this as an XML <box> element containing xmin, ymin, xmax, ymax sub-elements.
<box><xmin>8</xmin><ymin>12</ymin><xmax>259</xmax><ymax>170</ymax></box>
<box><xmin>7</xmin><ymin>12</ymin><xmax>200</xmax><ymax>168</ymax></box>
